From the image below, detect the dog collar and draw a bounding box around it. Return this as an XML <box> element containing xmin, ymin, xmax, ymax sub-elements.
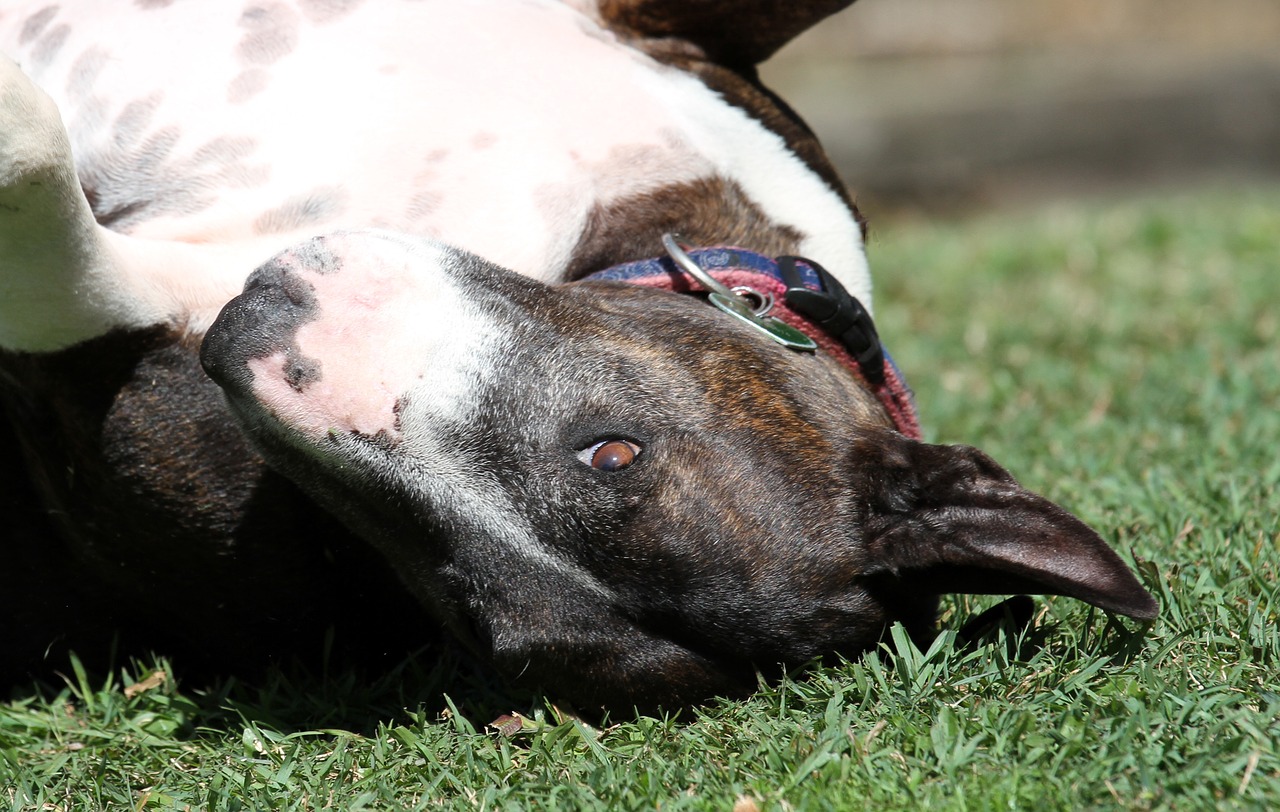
<box><xmin>581</xmin><ymin>235</ymin><xmax>922</xmax><ymax>439</ymax></box>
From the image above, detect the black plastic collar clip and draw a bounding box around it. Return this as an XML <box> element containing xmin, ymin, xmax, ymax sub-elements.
<box><xmin>778</xmin><ymin>256</ymin><xmax>886</xmax><ymax>385</ymax></box>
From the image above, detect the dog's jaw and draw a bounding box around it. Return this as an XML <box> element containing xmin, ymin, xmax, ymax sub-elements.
<box><xmin>201</xmin><ymin>230</ymin><xmax>897</xmax><ymax>706</ymax></box>
<box><xmin>203</xmin><ymin>231</ymin><xmax>1155</xmax><ymax>709</ymax></box>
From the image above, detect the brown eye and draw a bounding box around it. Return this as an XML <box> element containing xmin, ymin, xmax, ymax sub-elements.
<box><xmin>587</xmin><ymin>439</ymin><xmax>641</xmax><ymax>472</ymax></box>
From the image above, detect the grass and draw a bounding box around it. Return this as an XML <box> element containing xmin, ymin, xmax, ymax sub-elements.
<box><xmin>3</xmin><ymin>185</ymin><xmax>1278</xmax><ymax>810</ymax></box>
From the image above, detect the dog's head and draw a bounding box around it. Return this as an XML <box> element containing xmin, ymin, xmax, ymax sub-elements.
<box><xmin>201</xmin><ymin>230</ymin><xmax>1156</xmax><ymax>709</ymax></box>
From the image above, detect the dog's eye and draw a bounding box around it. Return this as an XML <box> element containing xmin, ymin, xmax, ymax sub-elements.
<box><xmin>579</xmin><ymin>439</ymin><xmax>642</xmax><ymax>472</ymax></box>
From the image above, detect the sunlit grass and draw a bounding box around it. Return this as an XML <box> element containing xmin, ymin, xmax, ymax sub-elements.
<box><xmin>4</xmin><ymin>187</ymin><xmax>1277</xmax><ymax>810</ymax></box>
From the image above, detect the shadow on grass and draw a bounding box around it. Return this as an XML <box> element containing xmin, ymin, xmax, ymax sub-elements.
<box><xmin>4</xmin><ymin>591</ymin><xmax>1160</xmax><ymax>742</ymax></box>
<box><xmin>3</xmin><ymin>629</ymin><xmax>545</xmax><ymax>738</ymax></box>
<box><xmin>876</xmin><ymin>593</ymin><xmax>1158</xmax><ymax>677</ymax></box>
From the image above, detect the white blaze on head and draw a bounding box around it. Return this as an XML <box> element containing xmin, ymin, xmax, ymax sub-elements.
<box><xmin>245</xmin><ymin>232</ymin><xmax>507</xmax><ymax>442</ymax></box>
<box><xmin>247</xmin><ymin>231</ymin><xmax>612</xmax><ymax>599</ymax></box>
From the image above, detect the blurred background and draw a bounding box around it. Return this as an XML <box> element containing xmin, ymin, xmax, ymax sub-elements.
<box><xmin>761</xmin><ymin>0</ymin><xmax>1280</xmax><ymax>217</ymax></box>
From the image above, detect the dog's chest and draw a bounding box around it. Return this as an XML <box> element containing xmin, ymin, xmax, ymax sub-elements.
<box><xmin>3</xmin><ymin>0</ymin><xmax>863</xmax><ymax>286</ymax></box>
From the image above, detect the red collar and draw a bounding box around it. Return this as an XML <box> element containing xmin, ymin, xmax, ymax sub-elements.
<box><xmin>580</xmin><ymin>238</ymin><xmax>921</xmax><ymax>440</ymax></box>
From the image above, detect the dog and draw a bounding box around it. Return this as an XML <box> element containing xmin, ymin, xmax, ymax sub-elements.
<box><xmin>0</xmin><ymin>0</ymin><xmax>1156</xmax><ymax>710</ymax></box>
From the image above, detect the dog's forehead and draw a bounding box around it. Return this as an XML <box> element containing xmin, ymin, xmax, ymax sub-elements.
<box><xmin>211</xmin><ymin>238</ymin><xmax>879</xmax><ymax>616</ymax></box>
<box><xmin>213</xmin><ymin>233</ymin><xmax>872</xmax><ymax>459</ymax></box>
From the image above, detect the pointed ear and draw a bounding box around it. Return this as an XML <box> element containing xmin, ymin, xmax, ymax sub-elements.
<box><xmin>599</xmin><ymin>1</ymin><xmax>857</xmax><ymax>66</ymax></box>
<box><xmin>853</xmin><ymin>430</ymin><xmax>1157</xmax><ymax>620</ymax></box>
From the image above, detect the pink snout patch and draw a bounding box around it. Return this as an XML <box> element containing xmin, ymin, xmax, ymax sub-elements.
<box><xmin>245</xmin><ymin>232</ymin><xmax>484</xmax><ymax>441</ymax></box>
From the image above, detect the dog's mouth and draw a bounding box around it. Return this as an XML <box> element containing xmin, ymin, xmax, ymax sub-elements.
<box><xmin>197</xmin><ymin>228</ymin><xmax>1161</xmax><ymax>711</ymax></box>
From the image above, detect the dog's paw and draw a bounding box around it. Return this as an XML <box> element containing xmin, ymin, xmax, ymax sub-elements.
<box><xmin>1</xmin><ymin>53</ymin><xmax>78</xmax><ymax>201</ymax></box>
<box><xmin>0</xmin><ymin>54</ymin><xmax>110</xmax><ymax>351</ymax></box>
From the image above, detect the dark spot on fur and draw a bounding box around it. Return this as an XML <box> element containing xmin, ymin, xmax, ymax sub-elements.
<box><xmin>78</xmin><ymin>104</ymin><xmax>267</xmax><ymax>231</ymax></box>
<box><xmin>111</xmin><ymin>94</ymin><xmax>165</xmax><ymax>150</ymax></box>
<box><xmin>405</xmin><ymin>189</ymin><xmax>443</xmax><ymax>223</ymax></box>
<box><xmin>65</xmin><ymin>47</ymin><xmax>110</xmax><ymax>101</ymax></box>
<box><xmin>202</xmin><ymin>251</ymin><xmax>328</xmax><ymax>401</ymax></box>
<box><xmin>401</xmin><ymin>150</ymin><xmax>452</xmax><ymax>224</ymax></box>
<box><xmin>284</xmin><ymin>353</ymin><xmax>322</xmax><ymax>391</ymax></box>
<box><xmin>197</xmin><ymin>137</ymin><xmax>271</xmax><ymax>189</ymax></box>
<box><xmin>299</xmin><ymin>0</ymin><xmax>366</xmax><ymax>25</ymax></box>
<box><xmin>289</xmin><ymin>237</ymin><xmax>344</xmax><ymax>275</ymax></box>
<box><xmin>18</xmin><ymin>6</ymin><xmax>58</xmax><ymax>45</ymax></box>
<box><xmin>84</xmin><ymin>120</ymin><xmax>189</xmax><ymax>228</ymax></box>
<box><xmin>237</xmin><ymin>2</ymin><xmax>301</xmax><ymax>67</ymax></box>
<box><xmin>31</xmin><ymin>23</ymin><xmax>71</xmax><ymax>68</ymax></box>
<box><xmin>253</xmin><ymin>187</ymin><xmax>348</xmax><ymax>235</ymax></box>
<box><xmin>228</xmin><ymin>69</ymin><xmax>271</xmax><ymax>104</ymax></box>
<box><xmin>135</xmin><ymin>0</ymin><xmax>177</xmax><ymax>8</ymax></box>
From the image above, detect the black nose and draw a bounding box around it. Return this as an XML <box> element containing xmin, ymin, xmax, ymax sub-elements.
<box><xmin>200</xmin><ymin>258</ymin><xmax>319</xmax><ymax>391</ymax></box>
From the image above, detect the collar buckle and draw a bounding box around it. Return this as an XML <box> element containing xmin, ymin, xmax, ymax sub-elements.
<box><xmin>777</xmin><ymin>255</ymin><xmax>886</xmax><ymax>385</ymax></box>
<box><xmin>663</xmin><ymin>234</ymin><xmax>817</xmax><ymax>351</ymax></box>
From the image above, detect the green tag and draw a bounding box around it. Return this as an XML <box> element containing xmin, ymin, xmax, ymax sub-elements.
<box><xmin>708</xmin><ymin>292</ymin><xmax>817</xmax><ymax>351</ymax></box>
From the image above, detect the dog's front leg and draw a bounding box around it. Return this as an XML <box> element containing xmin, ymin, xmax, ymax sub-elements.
<box><xmin>0</xmin><ymin>55</ymin><xmax>275</xmax><ymax>352</ymax></box>
<box><xmin>0</xmin><ymin>53</ymin><xmax>144</xmax><ymax>350</ymax></box>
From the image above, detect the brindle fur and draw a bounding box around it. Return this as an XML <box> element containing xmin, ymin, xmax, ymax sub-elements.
<box><xmin>0</xmin><ymin>1</ymin><xmax>1155</xmax><ymax>710</ymax></box>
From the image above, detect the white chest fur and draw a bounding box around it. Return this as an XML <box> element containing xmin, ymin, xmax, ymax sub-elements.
<box><xmin>0</xmin><ymin>0</ymin><xmax>869</xmax><ymax>349</ymax></box>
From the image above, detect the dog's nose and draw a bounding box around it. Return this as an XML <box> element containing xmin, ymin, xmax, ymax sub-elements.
<box><xmin>242</xmin><ymin>260</ymin><xmax>318</xmax><ymax>309</ymax></box>
<box><xmin>200</xmin><ymin>259</ymin><xmax>319</xmax><ymax>391</ymax></box>
<box><xmin>201</xmin><ymin>231</ymin><xmax>504</xmax><ymax>442</ymax></box>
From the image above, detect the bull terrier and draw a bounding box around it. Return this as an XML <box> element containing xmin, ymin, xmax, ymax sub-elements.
<box><xmin>0</xmin><ymin>0</ymin><xmax>1155</xmax><ymax>710</ymax></box>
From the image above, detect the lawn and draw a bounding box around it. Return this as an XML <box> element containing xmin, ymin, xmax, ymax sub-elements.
<box><xmin>3</xmin><ymin>186</ymin><xmax>1277</xmax><ymax>810</ymax></box>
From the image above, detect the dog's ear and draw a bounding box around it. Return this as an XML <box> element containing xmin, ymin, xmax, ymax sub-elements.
<box><xmin>852</xmin><ymin>430</ymin><xmax>1158</xmax><ymax>620</ymax></box>
<box><xmin>598</xmin><ymin>1</ymin><xmax>857</xmax><ymax>66</ymax></box>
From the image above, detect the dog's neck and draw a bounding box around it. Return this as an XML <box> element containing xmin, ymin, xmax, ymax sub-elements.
<box><xmin>581</xmin><ymin>241</ymin><xmax>921</xmax><ymax>439</ymax></box>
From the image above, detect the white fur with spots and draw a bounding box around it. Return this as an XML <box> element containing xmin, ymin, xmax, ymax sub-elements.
<box><xmin>245</xmin><ymin>232</ymin><xmax>506</xmax><ymax>441</ymax></box>
<box><xmin>0</xmin><ymin>0</ymin><xmax>869</xmax><ymax>353</ymax></box>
